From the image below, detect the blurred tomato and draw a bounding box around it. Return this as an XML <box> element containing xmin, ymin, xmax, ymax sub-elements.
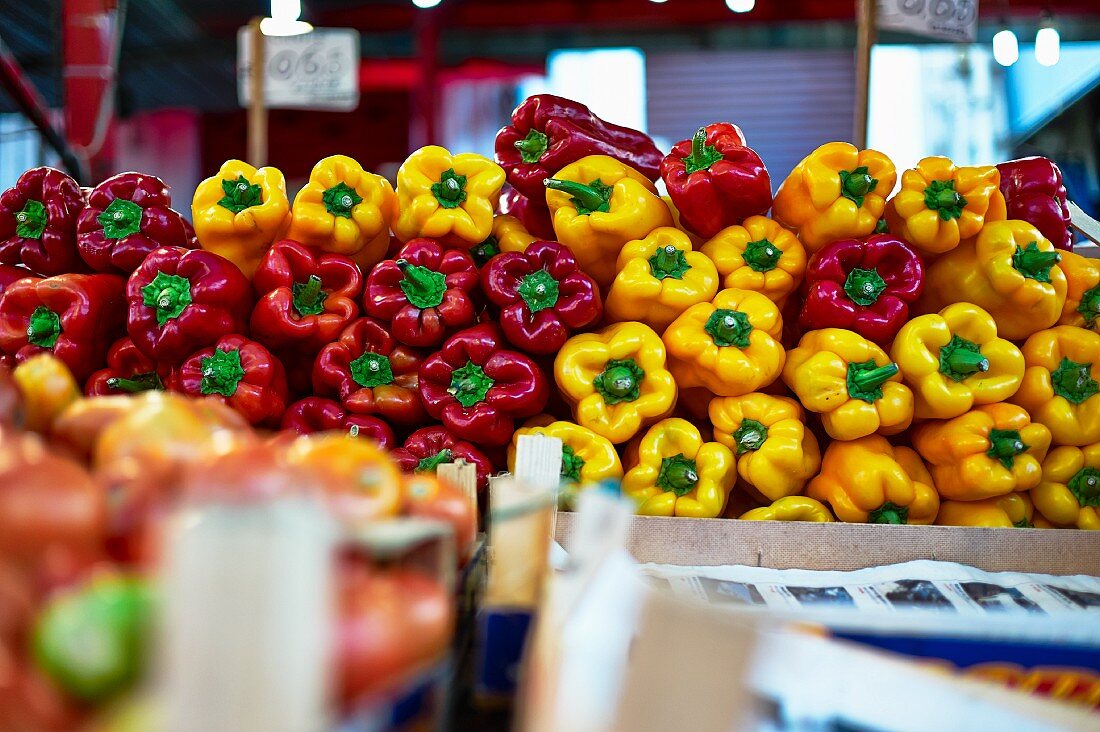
<box><xmin>286</xmin><ymin>434</ymin><xmax>403</xmax><ymax>525</ymax></box>
<box><xmin>11</xmin><ymin>354</ymin><xmax>81</xmax><ymax>435</ymax></box>
<box><xmin>401</xmin><ymin>475</ymin><xmax>477</xmax><ymax>561</ymax></box>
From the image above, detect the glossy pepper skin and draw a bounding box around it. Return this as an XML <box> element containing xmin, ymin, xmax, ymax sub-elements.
<box><xmin>85</xmin><ymin>337</ymin><xmax>172</xmax><ymax>396</ymax></box>
<box><xmin>500</xmin><ymin>187</ymin><xmax>555</xmax><ymax>241</ymax></box>
<box><xmin>393</xmin><ymin>146</ymin><xmax>505</xmax><ymax>246</ymax></box>
<box><xmin>250</xmin><ymin>239</ymin><xmax>363</xmax><ymax>352</ymax></box>
<box><xmin>391</xmin><ymin>425</ymin><xmax>494</xmax><ymax>492</ymax></box>
<box><xmin>284</xmin><ymin>155</ymin><xmax>397</xmax><ymax>269</ymax></box>
<box><xmin>280</xmin><ymin>397</ymin><xmax>396</xmax><ymax>450</ymax></box>
<box><xmin>1056</xmin><ymin>251</ymin><xmax>1100</xmax><ymax>331</ymax></box>
<box><xmin>191</xmin><ymin>159</ymin><xmax>290</xmax><ymax>277</ymax></box>
<box><xmin>663</xmin><ymin>288</ymin><xmax>785</xmax><ymax>396</ymax></box>
<box><xmin>660</xmin><ymin>125</ymin><xmax>772</xmax><ymax>239</ymax></box>
<box><xmin>312</xmin><ymin>317</ymin><xmax>427</xmax><ymax>426</ymax></box>
<box><xmin>1033</xmin><ymin>444</ymin><xmax>1100</xmax><ymax>530</ymax></box>
<box><xmin>126</xmin><ymin>247</ymin><xmax>252</xmax><ymax>362</ymax></box>
<box><xmin>0</xmin><ymin>167</ymin><xmax>85</xmax><ymax>276</ymax></box>
<box><xmin>783</xmin><ymin>328</ymin><xmax>913</xmax><ymax>441</ymax></box>
<box><xmin>481</xmin><ymin>240</ymin><xmax>602</xmax><ymax>355</ymax></box>
<box><xmin>77</xmin><ymin>172</ymin><xmax>195</xmax><ymax>274</ymax></box>
<box><xmin>495</xmin><ymin>93</ymin><xmax>663</xmax><ymax>200</ymax></box>
<box><xmin>997</xmin><ymin>156</ymin><xmax>1073</xmax><ymax>251</ymax></box>
<box><xmin>891</xmin><ymin>303</ymin><xmax>1024</xmax><ymax>420</ymax></box>
<box><xmin>772</xmin><ymin>142</ymin><xmax>897</xmax><ymax>254</ymax></box>
<box><xmin>911</xmin><ymin>404</ymin><xmax>1051</xmax><ymax>501</ymax></box>
<box><xmin>1012</xmin><ymin>326</ymin><xmax>1100</xmax><ymax>446</ymax></box>
<box><xmin>709</xmin><ymin>393</ymin><xmax>820</xmax><ymax>501</ymax></box>
<box><xmin>621</xmin><ymin>418</ymin><xmax>736</xmax><ymax>518</ymax></box>
<box><xmin>544</xmin><ymin>155</ymin><xmax>674</xmax><ymax>287</ymax></box>
<box><xmin>699</xmin><ymin>216</ymin><xmax>807</xmax><ymax>306</ymax></box>
<box><xmin>0</xmin><ymin>274</ymin><xmax>125</xmax><ymax>382</ymax></box>
<box><xmin>799</xmin><ymin>234</ymin><xmax>924</xmax><ymax>345</ymax></box>
<box><xmin>555</xmin><ymin>322</ymin><xmax>677</xmax><ymax>444</ymax></box>
<box><xmin>807</xmin><ymin>436</ymin><xmax>939</xmax><ymax>525</ymax></box>
<box><xmin>885</xmin><ymin>156</ymin><xmax>1004</xmax><ymax>256</ymax></box>
<box><xmin>741</xmin><ymin>496</ymin><xmax>835</xmax><ymax>522</ymax></box>
<box><xmin>419</xmin><ymin>323</ymin><xmax>548</xmax><ymax>447</ymax></box>
<box><xmin>508</xmin><ymin>420</ymin><xmax>623</xmax><ymax>487</ymax></box>
<box><xmin>922</xmin><ymin>220</ymin><xmax>1067</xmax><ymax>341</ymax></box>
<box><xmin>172</xmin><ymin>334</ymin><xmax>288</xmax><ymax>426</ymax></box>
<box><xmin>364</xmin><ymin>238</ymin><xmax>480</xmax><ymax>348</ymax></box>
<box><xmin>605</xmin><ymin>227</ymin><xmax>719</xmax><ymax>332</ymax></box>
<box><xmin>469</xmin><ymin>214</ymin><xmax>536</xmax><ymax>265</ymax></box>
<box><xmin>936</xmin><ymin>494</ymin><xmax>1035</xmax><ymax>528</ymax></box>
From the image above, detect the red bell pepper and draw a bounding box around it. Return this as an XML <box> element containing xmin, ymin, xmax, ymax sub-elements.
<box><xmin>0</xmin><ymin>274</ymin><xmax>126</xmax><ymax>381</ymax></box>
<box><xmin>126</xmin><ymin>247</ymin><xmax>252</xmax><ymax>362</ymax></box>
<box><xmin>77</xmin><ymin>172</ymin><xmax>196</xmax><ymax>274</ymax></box>
<box><xmin>0</xmin><ymin>265</ymin><xmax>31</xmax><ymax>296</ymax></box>
<box><xmin>799</xmin><ymin>234</ymin><xmax>924</xmax><ymax>345</ymax></box>
<box><xmin>312</xmin><ymin>317</ymin><xmax>427</xmax><ymax>426</ymax></box>
<box><xmin>391</xmin><ymin>425</ymin><xmax>494</xmax><ymax>492</ymax></box>
<box><xmin>480</xmin><ymin>240</ymin><xmax>602</xmax><ymax>355</ymax></box>
<box><xmin>364</xmin><ymin>239</ymin><xmax>480</xmax><ymax>349</ymax></box>
<box><xmin>997</xmin><ymin>156</ymin><xmax>1073</xmax><ymax>251</ymax></box>
<box><xmin>251</xmin><ymin>240</ymin><xmax>363</xmax><ymax>352</ymax></box>
<box><xmin>494</xmin><ymin>94</ymin><xmax>664</xmax><ymax>199</ymax></box>
<box><xmin>0</xmin><ymin>167</ymin><xmax>86</xmax><ymax>276</ymax></box>
<box><xmin>418</xmin><ymin>323</ymin><xmax>548</xmax><ymax>447</ymax></box>
<box><xmin>171</xmin><ymin>334</ymin><xmax>288</xmax><ymax>426</ymax></box>
<box><xmin>280</xmin><ymin>397</ymin><xmax>396</xmax><ymax>449</ymax></box>
<box><xmin>85</xmin><ymin>337</ymin><xmax>172</xmax><ymax>396</ymax></box>
<box><xmin>499</xmin><ymin>187</ymin><xmax>555</xmax><ymax>241</ymax></box>
<box><xmin>660</xmin><ymin>125</ymin><xmax>773</xmax><ymax>239</ymax></box>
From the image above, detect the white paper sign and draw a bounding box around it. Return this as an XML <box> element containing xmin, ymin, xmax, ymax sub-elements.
<box><xmin>877</xmin><ymin>0</ymin><xmax>979</xmax><ymax>43</ymax></box>
<box><xmin>238</xmin><ymin>27</ymin><xmax>360</xmax><ymax>111</ymax></box>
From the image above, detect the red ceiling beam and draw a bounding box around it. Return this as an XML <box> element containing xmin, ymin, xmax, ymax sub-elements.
<box><xmin>63</xmin><ymin>0</ymin><xmax>123</xmax><ymax>180</ymax></box>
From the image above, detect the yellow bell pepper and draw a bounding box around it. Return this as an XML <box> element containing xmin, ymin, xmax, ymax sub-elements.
<box><xmin>544</xmin><ymin>155</ymin><xmax>673</xmax><ymax>287</ymax></box>
<box><xmin>508</xmin><ymin>420</ymin><xmax>623</xmax><ymax>487</ymax></box>
<box><xmin>699</xmin><ymin>216</ymin><xmax>807</xmax><ymax>306</ymax></box>
<box><xmin>890</xmin><ymin>303</ymin><xmax>1025</xmax><ymax>420</ymax></box>
<box><xmin>662</xmin><ymin>289</ymin><xmax>784</xmax><ymax>396</ymax></box>
<box><xmin>191</xmin><ymin>159</ymin><xmax>290</xmax><ymax>278</ymax></box>
<box><xmin>12</xmin><ymin>353</ymin><xmax>81</xmax><ymax>434</ymax></box>
<box><xmin>554</xmin><ymin>322</ymin><xmax>677</xmax><ymax>444</ymax></box>
<box><xmin>936</xmin><ymin>494</ymin><xmax>1035</xmax><ymax>528</ymax></box>
<box><xmin>911</xmin><ymin>403</ymin><xmax>1052</xmax><ymax>501</ymax></box>
<box><xmin>782</xmin><ymin>328</ymin><xmax>913</xmax><ymax>440</ymax></box>
<box><xmin>621</xmin><ymin>418</ymin><xmax>736</xmax><ymax>518</ymax></box>
<box><xmin>1033</xmin><ymin>443</ymin><xmax>1100</xmax><ymax>530</ymax></box>
<box><xmin>486</xmin><ymin>214</ymin><xmax>537</xmax><ymax>256</ymax></box>
<box><xmin>709</xmin><ymin>393</ymin><xmax>820</xmax><ymax>501</ymax></box>
<box><xmin>604</xmin><ymin>227</ymin><xmax>719</xmax><ymax>332</ymax></box>
<box><xmin>392</xmin><ymin>145</ymin><xmax>504</xmax><ymax>247</ymax></box>
<box><xmin>772</xmin><ymin>142</ymin><xmax>896</xmax><ymax>253</ymax></box>
<box><xmin>1012</xmin><ymin>326</ymin><xmax>1100</xmax><ymax>446</ymax></box>
<box><xmin>284</xmin><ymin>155</ymin><xmax>396</xmax><ymax>269</ymax></box>
<box><xmin>806</xmin><ymin>436</ymin><xmax>939</xmax><ymax>524</ymax></box>
<box><xmin>884</xmin><ymin>156</ymin><xmax>1003</xmax><ymax>256</ymax></box>
<box><xmin>1057</xmin><ymin>250</ymin><xmax>1100</xmax><ymax>331</ymax></box>
<box><xmin>740</xmin><ymin>496</ymin><xmax>835</xmax><ymax>522</ymax></box>
<box><xmin>921</xmin><ymin>220</ymin><xmax>1067</xmax><ymax>341</ymax></box>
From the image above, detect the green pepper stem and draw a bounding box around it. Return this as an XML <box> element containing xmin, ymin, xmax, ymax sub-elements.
<box><xmin>1078</xmin><ymin>286</ymin><xmax>1100</xmax><ymax>327</ymax></box>
<box><xmin>396</xmin><ymin>259</ymin><xmax>447</xmax><ymax>310</ymax></box>
<box><xmin>106</xmin><ymin>372</ymin><xmax>164</xmax><ymax>393</ymax></box>
<box><xmin>843</xmin><ymin>267</ymin><xmax>887</xmax><ymax>307</ymax></box>
<box><xmin>680</xmin><ymin>127</ymin><xmax>725</xmax><ymax>174</ymax></box>
<box><xmin>849</xmin><ymin>362</ymin><xmax>898</xmax><ymax>393</ymax></box>
<box><xmin>839</xmin><ymin>166</ymin><xmax>877</xmax><ymax>206</ymax></box>
<box><xmin>742</xmin><ymin>239</ymin><xmax>781</xmax><ymax>272</ymax></box>
<box><xmin>656</xmin><ymin>454</ymin><xmax>699</xmax><ymax>497</ymax></box>
<box><xmin>944</xmin><ymin>347</ymin><xmax>989</xmax><ymax>376</ymax></box>
<box><xmin>26</xmin><ymin>306</ymin><xmax>61</xmax><ymax>349</ymax></box>
<box><xmin>514</xmin><ymin>129</ymin><xmax>549</xmax><ymax>162</ymax></box>
<box><xmin>988</xmin><ymin>428</ymin><xmax>1028</xmax><ymax>470</ymax></box>
<box><xmin>868</xmin><ymin>501</ymin><xmax>908</xmax><ymax>525</ymax></box>
<box><xmin>1013</xmin><ymin>243</ymin><xmax>1061</xmax><ymax>281</ymax></box>
<box><xmin>544</xmin><ymin>178</ymin><xmax>606</xmax><ymax>212</ymax></box>
<box><xmin>292</xmin><ymin>275</ymin><xmax>326</xmax><ymax>317</ymax></box>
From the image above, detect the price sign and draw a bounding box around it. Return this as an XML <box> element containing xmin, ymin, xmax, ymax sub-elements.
<box><xmin>238</xmin><ymin>27</ymin><xmax>360</xmax><ymax>111</ymax></box>
<box><xmin>877</xmin><ymin>0</ymin><xmax>979</xmax><ymax>42</ymax></box>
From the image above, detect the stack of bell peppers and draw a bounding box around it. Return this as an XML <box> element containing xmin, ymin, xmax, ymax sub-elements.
<box><xmin>0</xmin><ymin>92</ymin><xmax>1095</xmax><ymax>531</ymax></box>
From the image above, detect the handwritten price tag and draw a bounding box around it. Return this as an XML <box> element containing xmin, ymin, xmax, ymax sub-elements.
<box><xmin>877</xmin><ymin>0</ymin><xmax>979</xmax><ymax>43</ymax></box>
<box><xmin>238</xmin><ymin>28</ymin><xmax>360</xmax><ymax>111</ymax></box>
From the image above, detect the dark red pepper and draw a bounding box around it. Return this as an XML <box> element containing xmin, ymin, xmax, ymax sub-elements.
<box><xmin>280</xmin><ymin>397</ymin><xmax>396</xmax><ymax>449</ymax></box>
<box><xmin>312</xmin><ymin>317</ymin><xmax>427</xmax><ymax>426</ymax></box>
<box><xmin>494</xmin><ymin>94</ymin><xmax>664</xmax><ymax>199</ymax></box>
<box><xmin>85</xmin><ymin>337</ymin><xmax>172</xmax><ymax>396</ymax></box>
<box><xmin>799</xmin><ymin>234</ymin><xmax>924</xmax><ymax>345</ymax></box>
<box><xmin>660</xmin><ymin>124</ymin><xmax>772</xmax><ymax>239</ymax></box>
<box><xmin>480</xmin><ymin>240</ymin><xmax>602</xmax><ymax>355</ymax></box>
<box><xmin>364</xmin><ymin>239</ymin><xmax>479</xmax><ymax>349</ymax></box>
<box><xmin>0</xmin><ymin>274</ymin><xmax>126</xmax><ymax>381</ymax></box>
<box><xmin>997</xmin><ymin>156</ymin><xmax>1074</xmax><ymax>251</ymax></box>
<box><xmin>0</xmin><ymin>265</ymin><xmax>32</xmax><ymax>296</ymax></box>
<box><xmin>126</xmin><ymin>247</ymin><xmax>252</xmax><ymax>362</ymax></box>
<box><xmin>77</xmin><ymin>172</ymin><xmax>196</xmax><ymax>274</ymax></box>
<box><xmin>391</xmin><ymin>425</ymin><xmax>494</xmax><ymax>492</ymax></box>
<box><xmin>499</xmin><ymin>187</ymin><xmax>555</xmax><ymax>241</ymax></box>
<box><xmin>171</xmin><ymin>334</ymin><xmax>288</xmax><ymax>427</ymax></box>
<box><xmin>0</xmin><ymin>167</ymin><xmax>86</xmax><ymax>276</ymax></box>
<box><xmin>251</xmin><ymin>240</ymin><xmax>363</xmax><ymax>352</ymax></box>
<box><xmin>418</xmin><ymin>323</ymin><xmax>548</xmax><ymax>447</ymax></box>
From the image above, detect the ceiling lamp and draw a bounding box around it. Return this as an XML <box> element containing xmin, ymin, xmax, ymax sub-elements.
<box><xmin>412</xmin><ymin>0</ymin><xmax>443</xmax><ymax>8</ymax></box>
<box><xmin>726</xmin><ymin>0</ymin><xmax>755</xmax><ymax>12</ymax></box>
<box><xmin>261</xmin><ymin>0</ymin><xmax>313</xmax><ymax>36</ymax></box>
<box><xmin>1035</xmin><ymin>13</ymin><xmax>1060</xmax><ymax>67</ymax></box>
<box><xmin>992</xmin><ymin>28</ymin><xmax>1019</xmax><ymax>67</ymax></box>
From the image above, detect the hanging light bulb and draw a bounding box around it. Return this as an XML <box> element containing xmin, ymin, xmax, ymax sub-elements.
<box><xmin>726</xmin><ymin>0</ymin><xmax>755</xmax><ymax>12</ymax></box>
<box><xmin>649</xmin><ymin>0</ymin><xmax>669</xmax><ymax>4</ymax></box>
<box><xmin>1035</xmin><ymin>14</ymin><xmax>1060</xmax><ymax>67</ymax></box>
<box><xmin>261</xmin><ymin>0</ymin><xmax>312</xmax><ymax>35</ymax></box>
<box><xmin>992</xmin><ymin>28</ymin><xmax>1019</xmax><ymax>67</ymax></box>
<box><xmin>412</xmin><ymin>0</ymin><xmax>442</xmax><ymax>8</ymax></box>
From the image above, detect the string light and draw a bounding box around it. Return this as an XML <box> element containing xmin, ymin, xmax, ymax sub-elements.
<box><xmin>1035</xmin><ymin>13</ymin><xmax>1060</xmax><ymax>67</ymax></box>
<box><xmin>992</xmin><ymin>28</ymin><xmax>1019</xmax><ymax>67</ymax></box>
